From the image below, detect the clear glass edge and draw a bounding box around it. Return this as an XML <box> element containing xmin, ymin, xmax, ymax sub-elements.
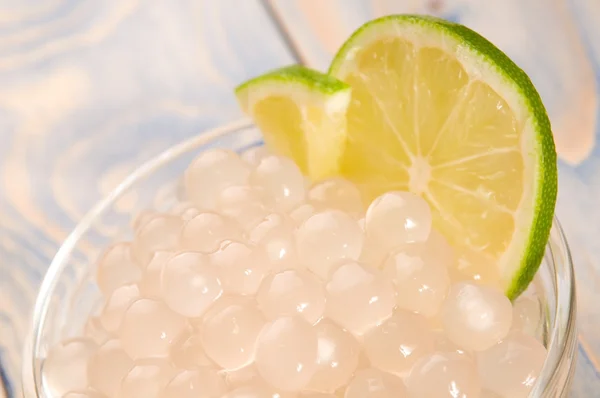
<box><xmin>20</xmin><ymin>118</ymin><xmax>577</xmax><ymax>397</ymax></box>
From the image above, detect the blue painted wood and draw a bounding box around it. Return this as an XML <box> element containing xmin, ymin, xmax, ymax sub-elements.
<box><xmin>0</xmin><ymin>0</ymin><xmax>294</xmax><ymax>396</ymax></box>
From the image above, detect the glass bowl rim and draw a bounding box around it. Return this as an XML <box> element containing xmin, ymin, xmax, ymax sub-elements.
<box><xmin>22</xmin><ymin>118</ymin><xmax>577</xmax><ymax>397</ymax></box>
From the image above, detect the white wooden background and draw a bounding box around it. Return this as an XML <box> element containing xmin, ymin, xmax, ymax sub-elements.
<box><xmin>1</xmin><ymin>0</ymin><xmax>599</xmax><ymax>396</ymax></box>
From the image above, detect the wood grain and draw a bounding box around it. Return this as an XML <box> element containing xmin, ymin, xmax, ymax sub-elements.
<box><xmin>0</xmin><ymin>0</ymin><xmax>293</xmax><ymax>396</ymax></box>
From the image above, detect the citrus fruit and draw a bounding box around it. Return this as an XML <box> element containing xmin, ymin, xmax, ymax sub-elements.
<box><xmin>235</xmin><ymin>65</ymin><xmax>351</xmax><ymax>180</ymax></box>
<box><xmin>328</xmin><ymin>15</ymin><xmax>556</xmax><ymax>298</ymax></box>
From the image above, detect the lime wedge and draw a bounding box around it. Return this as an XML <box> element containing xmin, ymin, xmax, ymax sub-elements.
<box><xmin>236</xmin><ymin>65</ymin><xmax>351</xmax><ymax>180</ymax></box>
<box><xmin>329</xmin><ymin>15</ymin><xmax>557</xmax><ymax>298</ymax></box>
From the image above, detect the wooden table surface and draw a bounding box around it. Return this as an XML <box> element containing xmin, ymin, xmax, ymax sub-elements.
<box><xmin>1</xmin><ymin>0</ymin><xmax>599</xmax><ymax>396</ymax></box>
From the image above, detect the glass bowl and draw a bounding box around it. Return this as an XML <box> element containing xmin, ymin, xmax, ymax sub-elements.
<box><xmin>21</xmin><ymin>120</ymin><xmax>577</xmax><ymax>397</ymax></box>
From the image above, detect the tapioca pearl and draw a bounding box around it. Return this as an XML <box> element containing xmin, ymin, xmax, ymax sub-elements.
<box><xmin>84</xmin><ymin>316</ymin><xmax>111</xmax><ymax>345</ymax></box>
<box><xmin>201</xmin><ymin>299</ymin><xmax>265</xmax><ymax>370</ymax></box>
<box><xmin>308</xmin><ymin>177</ymin><xmax>364</xmax><ymax>217</ymax></box>
<box><xmin>476</xmin><ymin>331</ymin><xmax>547</xmax><ymax>398</ymax></box>
<box><xmin>250</xmin><ymin>155</ymin><xmax>306</xmax><ymax>211</ymax></box>
<box><xmin>222</xmin><ymin>365</ymin><xmax>259</xmax><ymax>389</ymax></box>
<box><xmin>344</xmin><ymin>368</ymin><xmax>408</xmax><ymax>398</ymax></box>
<box><xmin>180</xmin><ymin>211</ymin><xmax>244</xmax><ymax>253</ymax></box>
<box><xmin>117</xmin><ymin>358</ymin><xmax>175</xmax><ymax>398</ymax></box>
<box><xmin>241</xmin><ymin>145</ymin><xmax>269</xmax><ymax>167</ymax></box>
<box><xmin>289</xmin><ymin>203</ymin><xmax>317</xmax><ymax>226</ymax></box>
<box><xmin>256</xmin><ymin>269</ymin><xmax>325</xmax><ymax>324</ymax></box>
<box><xmin>325</xmin><ymin>261</ymin><xmax>395</xmax><ymax>336</ymax></box>
<box><xmin>43</xmin><ymin>338</ymin><xmax>97</xmax><ymax>396</ymax></box>
<box><xmin>119</xmin><ymin>298</ymin><xmax>187</xmax><ymax>359</ymax></box>
<box><xmin>161</xmin><ymin>251</ymin><xmax>222</xmax><ymax>317</ymax></box>
<box><xmin>382</xmin><ymin>237</ymin><xmax>451</xmax><ymax>317</ymax></box>
<box><xmin>441</xmin><ymin>282</ymin><xmax>513</xmax><ymax>351</ymax></box>
<box><xmin>406</xmin><ymin>352</ymin><xmax>481</xmax><ymax>398</ymax></box>
<box><xmin>184</xmin><ymin>149</ymin><xmax>250</xmax><ymax>210</ymax></box>
<box><xmin>169</xmin><ymin>326</ymin><xmax>213</xmax><ymax>369</ymax></box>
<box><xmin>132</xmin><ymin>214</ymin><xmax>183</xmax><ymax>266</ymax></box>
<box><xmin>296</xmin><ymin>210</ymin><xmax>364</xmax><ymax>280</ymax></box>
<box><xmin>211</xmin><ymin>240</ymin><xmax>268</xmax><ymax>296</ymax></box>
<box><xmin>96</xmin><ymin>242</ymin><xmax>142</xmax><ymax>296</ymax></box>
<box><xmin>217</xmin><ymin>185</ymin><xmax>272</xmax><ymax>229</ymax></box>
<box><xmin>171</xmin><ymin>201</ymin><xmax>203</xmax><ymax>221</ymax></box>
<box><xmin>308</xmin><ymin>320</ymin><xmax>360</xmax><ymax>392</ymax></box>
<box><xmin>99</xmin><ymin>284</ymin><xmax>140</xmax><ymax>333</ymax></box>
<box><xmin>87</xmin><ymin>339</ymin><xmax>133</xmax><ymax>397</ymax></box>
<box><xmin>159</xmin><ymin>368</ymin><xmax>227</xmax><ymax>398</ymax></box>
<box><xmin>300</xmin><ymin>393</ymin><xmax>337</xmax><ymax>398</ymax></box>
<box><xmin>511</xmin><ymin>295</ymin><xmax>541</xmax><ymax>336</ymax></box>
<box><xmin>250</xmin><ymin>213</ymin><xmax>299</xmax><ymax>271</ymax></box>
<box><xmin>223</xmin><ymin>383</ymin><xmax>296</xmax><ymax>398</ymax></box>
<box><xmin>432</xmin><ymin>330</ymin><xmax>472</xmax><ymax>357</ymax></box>
<box><xmin>365</xmin><ymin>191</ymin><xmax>432</xmax><ymax>249</ymax></box>
<box><xmin>364</xmin><ymin>310</ymin><xmax>435</xmax><ymax>376</ymax></box>
<box><xmin>255</xmin><ymin>316</ymin><xmax>318</xmax><ymax>391</ymax></box>
<box><xmin>138</xmin><ymin>251</ymin><xmax>172</xmax><ymax>298</ymax></box>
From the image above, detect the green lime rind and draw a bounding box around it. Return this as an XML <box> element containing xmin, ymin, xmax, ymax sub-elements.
<box><xmin>329</xmin><ymin>15</ymin><xmax>557</xmax><ymax>300</ymax></box>
<box><xmin>235</xmin><ymin>65</ymin><xmax>350</xmax><ymax>98</ymax></box>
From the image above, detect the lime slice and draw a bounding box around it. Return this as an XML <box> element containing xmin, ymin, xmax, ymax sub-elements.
<box><xmin>236</xmin><ymin>65</ymin><xmax>351</xmax><ymax>179</ymax></box>
<box><xmin>329</xmin><ymin>15</ymin><xmax>557</xmax><ymax>298</ymax></box>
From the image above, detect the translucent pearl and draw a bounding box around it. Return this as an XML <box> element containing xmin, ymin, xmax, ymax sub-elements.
<box><xmin>96</xmin><ymin>242</ymin><xmax>141</xmax><ymax>295</ymax></box>
<box><xmin>132</xmin><ymin>214</ymin><xmax>183</xmax><ymax>266</ymax></box>
<box><xmin>364</xmin><ymin>310</ymin><xmax>435</xmax><ymax>375</ymax></box>
<box><xmin>223</xmin><ymin>383</ymin><xmax>295</xmax><ymax>398</ymax></box>
<box><xmin>119</xmin><ymin>298</ymin><xmax>187</xmax><ymax>359</ymax></box>
<box><xmin>257</xmin><ymin>270</ymin><xmax>326</xmax><ymax>324</ymax></box>
<box><xmin>296</xmin><ymin>210</ymin><xmax>364</xmax><ymax>279</ymax></box>
<box><xmin>180</xmin><ymin>212</ymin><xmax>244</xmax><ymax>253</ymax></box>
<box><xmin>117</xmin><ymin>358</ymin><xmax>175</xmax><ymax>398</ymax></box>
<box><xmin>449</xmin><ymin>249</ymin><xmax>502</xmax><ymax>291</ymax></box>
<box><xmin>88</xmin><ymin>339</ymin><xmax>133</xmax><ymax>397</ymax></box>
<box><xmin>201</xmin><ymin>298</ymin><xmax>265</xmax><ymax>370</ymax></box>
<box><xmin>63</xmin><ymin>390</ymin><xmax>105</xmax><ymax>398</ymax></box>
<box><xmin>211</xmin><ymin>240</ymin><xmax>268</xmax><ymax>296</ymax></box>
<box><xmin>172</xmin><ymin>201</ymin><xmax>203</xmax><ymax>222</ymax></box>
<box><xmin>250</xmin><ymin>155</ymin><xmax>305</xmax><ymax>211</ymax></box>
<box><xmin>511</xmin><ymin>295</ymin><xmax>541</xmax><ymax>336</ymax></box>
<box><xmin>382</xmin><ymin>233</ymin><xmax>451</xmax><ymax>317</ymax></box>
<box><xmin>138</xmin><ymin>251</ymin><xmax>172</xmax><ymax>298</ymax></box>
<box><xmin>433</xmin><ymin>330</ymin><xmax>471</xmax><ymax>357</ymax></box>
<box><xmin>159</xmin><ymin>368</ymin><xmax>227</xmax><ymax>398</ymax></box>
<box><xmin>476</xmin><ymin>331</ymin><xmax>547</xmax><ymax>398</ymax></box>
<box><xmin>301</xmin><ymin>393</ymin><xmax>336</xmax><ymax>398</ymax></box>
<box><xmin>325</xmin><ymin>261</ymin><xmax>395</xmax><ymax>335</ymax></box>
<box><xmin>308</xmin><ymin>178</ymin><xmax>364</xmax><ymax>216</ymax></box>
<box><xmin>170</xmin><ymin>327</ymin><xmax>213</xmax><ymax>369</ymax></box>
<box><xmin>255</xmin><ymin>316</ymin><xmax>318</xmax><ymax>391</ymax></box>
<box><xmin>161</xmin><ymin>251</ymin><xmax>223</xmax><ymax>317</ymax></box>
<box><xmin>365</xmin><ymin>191</ymin><xmax>431</xmax><ymax>249</ymax></box>
<box><xmin>242</xmin><ymin>145</ymin><xmax>269</xmax><ymax>166</ymax></box>
<box><xmin>289</xmin><ymin>203</ymin><xmax>317</xmax><ymax>226</ymax></box>
<box><xmin>250</xmin><ymin>213</ymin><xmax>299</xmax><ymax>271</ymax></box>
<box><xmin>185</xmin><ymin>149</ymin><xmax>250</xmax><ymax>209</ymax></box>
<box><xmin>406</xmin><ymin>352</ymin><xmax>481</xmax><ymax>398</ymax></box>
<box><xmin>309</xmin><ymin>320</ymin><xmax>360</xmax><ymax>392</ymax></box>
<box><xmin>217</xmin><ymin>185</ymin><xmax>272</xmax><ymax>229</ymax></box>
<box><xmin>100</xmin><ymin>284</ymin><xmax>140</xmax><ymax>333</ymax></box>
<box><xmin>43</xmin><ymin>338</ymin><xmax>97</xmax><ymax>396</ymax></box>
<box><xmin>441</xmin><ymin>283</ymin><xmax>513</xmax><ymax>351</ymax></box>
<box><xmin>132</xmin><ymin>210</ymin><xmax>156</xmax><ymax>232</ymax></box>
<box><xmin>222</xmin><ymin>365</ymin><xmax>259</xmax><ymax>388</ymax></box>
<box><xmin>84</xmin><ymin>316</ymin><xmax>111</xmax><ymax>345</ymax></box>
<box><xmin>344</xmin><ymin>368</ymin><xmax>407</xmax><ymax>398</ymax></box>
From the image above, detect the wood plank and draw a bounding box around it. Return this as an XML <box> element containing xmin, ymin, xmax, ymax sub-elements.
<box><xmin>0</xmin><ymin>0</ymin><xmax>293</xmax><ymax>395</ymax></box>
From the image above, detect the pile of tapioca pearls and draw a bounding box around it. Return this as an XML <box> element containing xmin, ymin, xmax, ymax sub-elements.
<box><xmin>43</xmin><ymin>147</ymin><xmax>546</xmax><ymax>398</ymax></box>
